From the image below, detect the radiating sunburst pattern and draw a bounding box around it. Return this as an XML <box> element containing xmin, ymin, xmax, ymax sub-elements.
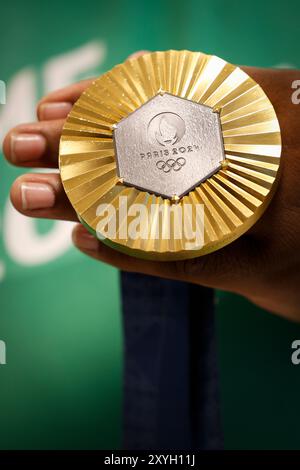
<box><xmin>59</xmin><ymin>50</ymin><xmax>281</xmax><ymax>260</ymax></box>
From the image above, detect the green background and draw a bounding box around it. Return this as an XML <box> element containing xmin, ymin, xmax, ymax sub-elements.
<box><xmin>1</xmin><ymin>0</ymin><xmax>300</xmax><ymax>450</ymax></box>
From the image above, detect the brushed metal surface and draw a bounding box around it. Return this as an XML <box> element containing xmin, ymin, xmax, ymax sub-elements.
<box><xmin>114</xmin><ymin>93</ymin><xmax>224</xmax><ymax>199</ymax></box>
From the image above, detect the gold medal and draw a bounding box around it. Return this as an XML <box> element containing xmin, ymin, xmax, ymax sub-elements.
<box><xmin>59</xmin><ymin>50</ymin><xmax>281</xmax><ymax>260</ymax></box>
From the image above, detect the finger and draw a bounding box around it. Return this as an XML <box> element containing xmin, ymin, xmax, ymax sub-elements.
<box><xmin>38</xmin><ymin>102</ymin><xmax>73</xmax><ymax>121</ymax></box>
<box><xmin>3</xmin><ymin>119</ymin><xmax>65</xmax><ymax>168</ymax></box>
<box><xmin>72</xmin><ymin>223</ymin><xmax>265</xmax><ymax>292</ymax></box>
<box><xmin>72</xmin><ymin>224</ymin><xmax>177</xmax><ymax>277</ymax></box>
<box><xmin>37</xmin><ymin>78</ymin><xmax>95</xmax><ymax>120</ymax></box>
<box><xmin>10</xmin><ymin>172</ymin><xmax>77</xmax><ymax>221</ymax></box>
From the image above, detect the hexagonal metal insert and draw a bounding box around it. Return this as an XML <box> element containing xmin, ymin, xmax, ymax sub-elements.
<box><xmin>113</xmin><ymin>93</ymin><xmax>225</xmax><ymax>199</ymax></box>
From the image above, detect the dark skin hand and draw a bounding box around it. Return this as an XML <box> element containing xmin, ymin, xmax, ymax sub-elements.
<box><xmin>3</xmin><ymin>51</ymin><xmax>300</xmax><ymax>321</ymax></box>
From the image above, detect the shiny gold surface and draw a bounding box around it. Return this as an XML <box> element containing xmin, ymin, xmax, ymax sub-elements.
<box><xmin>59</xmin><ymin>50</ymin><xmax>281</xmax><ymax>260</ymax></box>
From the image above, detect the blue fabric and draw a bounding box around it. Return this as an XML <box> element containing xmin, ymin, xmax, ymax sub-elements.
<box><xmin>121</xmin><ymin>272</ymin><xmax>223</xmax><ymax>450</ymax></box>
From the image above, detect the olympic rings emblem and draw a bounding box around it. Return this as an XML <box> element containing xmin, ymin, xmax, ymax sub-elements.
<box><xmin>156</xmin><ymin>157</ymin><xmax>186</xmax><ymax>173</ymax></box>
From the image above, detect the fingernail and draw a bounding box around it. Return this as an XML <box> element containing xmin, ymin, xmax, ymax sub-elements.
<box><xmin>21</xmin><ymin>182</ymin><xmax>55</xmax><ymax>210</ymax></box>
<box><xmin>74</xmin><ymin>230</ymin><xmax>99</xmax><ymax>251</ymax></box>
<box><xmin>11</xmin><ymin>133</ymin><xmax>47</xmax><ymax>163</ymax></box>
<box><xmin>39</xmin><ymin>102</ymin><xmax>72</xmax><ymax>120</ymax></box>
